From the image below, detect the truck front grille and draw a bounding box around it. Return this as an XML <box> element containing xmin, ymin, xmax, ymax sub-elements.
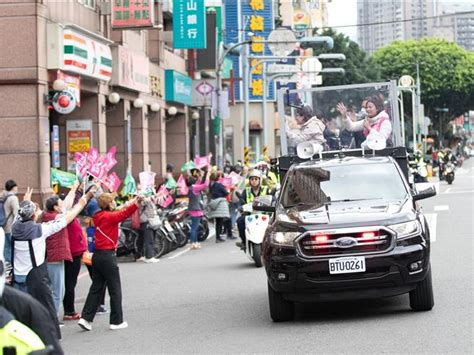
<box><xmin>298</xmin><ymin>228</ymin><xmax>393</xmax><ymax>258</ymax></box>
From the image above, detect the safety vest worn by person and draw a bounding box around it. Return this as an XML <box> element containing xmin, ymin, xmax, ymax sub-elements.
<box><xmin>0</xmin><ymin>306</ymin><xmax>46</xmax><ymax>355</ymax></box>
<box><xmin>244</xmin><ymin>186</ymin><xmax>268</xmax><ymax>204</ymax></box>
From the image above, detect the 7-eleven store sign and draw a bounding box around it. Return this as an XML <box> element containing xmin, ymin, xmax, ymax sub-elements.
<box><xmin>62</xmin><ymin>29</ymin><xmax>112</xmax><ymax>82</ymax></box>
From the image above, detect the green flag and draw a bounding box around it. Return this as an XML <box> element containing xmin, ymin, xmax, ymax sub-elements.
<box><xmin>120</xmin><ymin>173</ymin><xmax>137</xmax><ymax>196</ymax></box>
<box><xmin>51</xmin><ymin>168</ymin><xmax>76</xmax><ymax>188</ymax></box>
<box><xmin>181</xmin><ymin>161</ymin><xmax>197</xmax><ymax>172</ymax></box>
<box><xmin>165</xmin><ymin>176</ymin><xmax>177</xmax><ymax>189</ymax></box>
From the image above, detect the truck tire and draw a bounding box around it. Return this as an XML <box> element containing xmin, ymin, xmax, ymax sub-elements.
<box><xmin>252</xmin><ymin>243</ymin><xmax>263</xmax><ymax>268</ymax></box>
<box><xmin>268</xmin><ymin>282</ymin><xmax>294</xmax><ymax>322</ymax></box>
<box><xmin>409</xmin><ymin>267</ymin><xmax>434</xmax><ymax>311</ymax></box>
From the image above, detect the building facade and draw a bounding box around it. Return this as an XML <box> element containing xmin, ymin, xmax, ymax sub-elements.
<box><xmin>0</xmin><ymin>0</ymin><xmax>193</xmax><ymax>202</ymax></box>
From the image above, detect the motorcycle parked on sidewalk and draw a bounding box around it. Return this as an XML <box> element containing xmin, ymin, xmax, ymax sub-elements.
<box><xmin>239</xmin><ymin>203</ymin><xmax>271</xmax><ymax>268</ymax></box>
<box><xmin>444</xmin><ymin>162</ymin><xmax>456</xmax><ymax>184</ymax></box>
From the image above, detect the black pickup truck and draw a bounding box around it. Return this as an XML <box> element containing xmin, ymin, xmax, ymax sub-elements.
<box><xmin>258</xmin><ymin>149</ymin><xmax>436</xmax><ymax>322</ymax></box>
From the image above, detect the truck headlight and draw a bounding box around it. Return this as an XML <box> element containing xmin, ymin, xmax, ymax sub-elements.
<box><xmin>388</xmin><ymin>220</ymin><xmax>420</xmax><ymax>239</ymax></box>
<box><xmin>271</xmin><ymin>232</ymin><xmax>299</xmax><ymax>246</ymax></box>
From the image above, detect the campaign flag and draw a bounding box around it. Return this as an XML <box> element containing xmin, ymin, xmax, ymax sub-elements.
<box><xmin>181</xmin><ymin>160</ymin><xmax>197</xmax><ymax>172</ymax></box>
<box><xmin>176</xmin><ymin>174</ymin><xmax>189</xmax><ymax>195</ymax></box>
<box><xmin>102</xmin><ymin>146</ymin><xmax>118</xmax><ymax>174</ymax></box>
<box><xmin>139</xmin><ymin>171</ymin><xmax>156</xmax><ymax>190</ymax></box>
<box><xmin>228</xmin><ymin>171</ymin><xmax>244</xmax><ymax>186</ymax></box>
<box><xmin>104</xmin><ymin>172</ymin><xmax>121</xmax><ymax>192</ymax></box>
<box><xmin>218</xmin><ymin>177</ymin><xmax>233</xmax><ymax>189</ymax></box>
<box><xmin>120</xmin><ymin>172</ymin><xmax>137</xmax><ymax>196</ymax></box>
<box><xmin>165</xmin><ymin>176</ymin><xmax>177</xmax><ymax>189</ymax></box>
<box><xmin>87</xmin><ymin>147</ymin><xmax>100</xmax><ymax>167</ymax></box>
<box><xmin>51</xmin><ymin>168</ymin><xmax>77</xmax><ymax>188</ymax></box>
<box><xmin>194</xmin><ymin>154</ymin><xmax>211</xmax><ymax>169</ymax></box>
<box><xmin>156</xmin><ymin>185</ymin><xmax>173</xmax><ymax>208</ymax></box>
<box><xmin>89</xmin><ymin>159</ymin><xmax>107</xmax><ymax>181</ymax></box>
<box><xmin>74</xmin><ymin>152</ymin><xmax>89</xmax><ymax>180</ymax></box>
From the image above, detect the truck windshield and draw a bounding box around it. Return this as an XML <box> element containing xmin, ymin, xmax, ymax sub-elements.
<box><xmin>281</xmin><ymin>163</ymin><xmax>408</xmax><ymax>208</ymax></box>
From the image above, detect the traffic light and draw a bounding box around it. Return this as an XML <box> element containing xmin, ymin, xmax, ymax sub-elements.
<box><xmin>299</xmin><ymin>36</ymin><xmax>334</xmax><ymax>50</ymax></box>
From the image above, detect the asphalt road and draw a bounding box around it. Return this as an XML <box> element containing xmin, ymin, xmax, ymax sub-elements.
<box><xmin>62</xmin><ymin>159</ymin><xmax>473</xmax><ymax>354</ymax></box>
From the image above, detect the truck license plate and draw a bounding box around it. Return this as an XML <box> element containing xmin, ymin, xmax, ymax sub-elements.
<box><xmin>329</xmin><ymin>256</ymin><xmax>366</xmax><ymax>274</ymax></box>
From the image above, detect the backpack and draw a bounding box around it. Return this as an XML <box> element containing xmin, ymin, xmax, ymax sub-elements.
<box><xmin>0</xmin><ymin>195</ymin><xmax>12</xmax><ymax>227</ymax></box>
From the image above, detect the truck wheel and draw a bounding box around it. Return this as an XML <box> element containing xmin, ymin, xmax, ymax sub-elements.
<box><xmin>409</xmin><ymin>267</ymin><xmax>434</xmax><ymax>311</ymax></box>
<box><xmin>252</xmin><ymin>243</ymin><xmax>263</xmax><ymax>268</ymax></box>
<box><xmin>268</xmin><ymin>282</ymin><xmax>294</xmax><ymax>322</ymax></box>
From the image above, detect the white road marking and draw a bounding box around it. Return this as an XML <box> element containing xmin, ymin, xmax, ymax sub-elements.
<box><xmin>445</xmin><ymin>187</ymin><xmax>452</xmax><ymax>193</ymax></box>
<box><xmin>424</xmin><ymin>213</ymin><xmax>437</xmax><ymax>242</ymax></box>
<box><xmin>434</xmin><ymin>205</ymin><xmax>449</xmax><ymax>212</ymax></box>
<box><xmin>440</xmin><ymin>190</ymin><xmax>474</xmax><ymax>195</ymax></box>
<box><xmin>167</xmin><ymin>247</ymin><xmax>191</xmax><ymax>259</ymax></box>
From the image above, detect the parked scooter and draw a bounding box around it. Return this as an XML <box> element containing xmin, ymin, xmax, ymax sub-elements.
<box><xmin>444</xmin><ymin>162</ymin><xmax>456</xmax><ymax>184</ymax></box>
<box><xmin>239</xmin><ymin>203</ymin><xmax>271</xmax><ymax>267</ymax></box>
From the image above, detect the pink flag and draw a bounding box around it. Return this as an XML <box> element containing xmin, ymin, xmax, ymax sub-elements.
<box><xmin>156</xmin><ymin>185</ymin><xmax>173</xmax><ymax>208</ymax></box>
<box><xmin>102</xmin><ymin>146</ymin><xmax>117</xmax><ymax>174</ymax></box>
<box><xmin>176</xmin><ymin>174</ymin><xmax>189</xmax><ymax>195</ymax></box>
<box><xmin>74</xmin><ymin>152</ymin><xmax>89</xmax><ymax>180</ymax></box>
<box><xmin>87</xmin><ymin>148</ymin><xmax>100</xmax><ymax>167</ymax></box>
<box><xmin>89</xmin><ymin>159</ymin><xmax>107</xmax><ymax>181</ymax></box>
<box><xmin>194</xmin><ymin>154</ymin><xmax>211</xmax><ymax>169</ymax></box>
<box><xmin>228</xmin><ymin>172</ymin><xmax>244</xmax><ymax>186</ymax></box>
<box><xmin>104</xmin><ymin>172</ymin><xmax>121</xmax><ymax>192</ymax></box>
<box><xmin>218</xmin><ymin>177</ymin><xmax>233</xmax><ymax>189</ymax></box>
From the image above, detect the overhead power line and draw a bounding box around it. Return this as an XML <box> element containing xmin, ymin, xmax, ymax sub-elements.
<box><xmin>231</xmin><ymin>10</ymin><xmax>474</xmax><ymax>32</ymax></box>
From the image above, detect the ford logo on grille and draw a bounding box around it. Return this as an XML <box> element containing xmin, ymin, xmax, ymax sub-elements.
<box><xmin>335</xmin><ymin>237</ymin><xmax>358</xmax><ymax>248</ymax></box>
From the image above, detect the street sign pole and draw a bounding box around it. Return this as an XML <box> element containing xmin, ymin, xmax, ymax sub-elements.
<box><xmin>262</xmin><ymin>62</ymin><xmax>268</xmax><ymax>157</ymax></box>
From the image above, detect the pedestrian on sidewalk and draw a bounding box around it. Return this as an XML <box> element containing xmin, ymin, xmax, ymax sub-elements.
<box><xmin>207</xmin><ymin>171</ymin><xmax>233</xmax><ymax>242</ymax></box>
<box><xmin>186</xmin><ymin>169</ymin><xmax>209</xmax><ymax>250</ymax></box>
<box><xmin>136</xmin><ymin>196</ymin><xmax>160</xmax><ymax>263</ymax></box>
<box><xmin>79</xmin><ymin>193</ymin><xmax>141</xmax><ymax>332</ymax></box>
<box><xmin>1</xmin><ymin>179</ymin><xmax>20</xmax><ymax>264</ymax></box>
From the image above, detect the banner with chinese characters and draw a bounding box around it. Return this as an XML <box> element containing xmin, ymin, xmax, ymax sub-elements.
<box><xmin>112</xmin><ymin>0</ymin><xmax>155</xmax><ymax>29</ymax></box>
<box><xmin>173</xmin><ymin>0</ymin><xmax>207</xmax><ymax>49</ymax></box>
<box><xmin>224</xmin><ymin>0</ymin><xmax>274</xmax><ymax>102</ymax></box>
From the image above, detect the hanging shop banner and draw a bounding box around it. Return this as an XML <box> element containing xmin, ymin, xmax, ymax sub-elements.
<box><xmin>173</xmin><ymin>0</ymin><xmax>207</xmax><ymax>49</ymax></box>
<box><xmin>66</xmin><ymin>120</ymin><xmax>92</xmax><ymax>172</ymax></box>
<box><xmin>224</xmin><ymin>0</ymin><xmax>274</xmax><ymax>102</ymax></box>
<box><xmin>56</xmin><ymin>70</ymin><xmax>81</xmax><ymax>106</ymax></box>
<box><xmin>165</xmin><ymin>70</ymin><xmax>192</xmax><ymax>105</ymax></box>
<box><xmin>111</xmin><ymin>46</ymin><xmax>150</xmax><ymax>93</ymax></box>
<box><xmin>112</xmin><ymin>0</ymin><xmax>155</xmax><ymax>29</ymax></box>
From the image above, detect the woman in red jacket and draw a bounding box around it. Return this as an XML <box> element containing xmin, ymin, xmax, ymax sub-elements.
<box><xmin>78</xmin><ymin>193</ymin><xmax>140</xmax><ymax>331</ymax></box>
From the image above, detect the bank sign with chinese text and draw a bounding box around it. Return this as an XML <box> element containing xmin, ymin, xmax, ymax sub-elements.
<box><xmin>112</xmin><ymin>0</ymin><xmax>155</xmax><ymax>29</ymax></box>
<box><xmin>224</xmin><ymin>0</ymin><xmax>274</xmax><ymax>102</ymax></box>
<box><xmin>173</xmin><ymin>0</ymin><xmax>207</xmax><ymax>49</ymax></box>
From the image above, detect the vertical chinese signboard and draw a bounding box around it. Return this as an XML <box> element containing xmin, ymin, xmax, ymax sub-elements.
<box><xmin>224</xmin><ymin>0</ymin><xmax>274</xmax><ymax>102</ymax></box>
<box><xmin>112</xmin><ymin>0</ymin><xmax>155</xmax><ymax>29</ymax></box>
<box><xmin>173</xmin><ymin>0</ymin><xmax>207</xmax><ymax>49</ymax></box>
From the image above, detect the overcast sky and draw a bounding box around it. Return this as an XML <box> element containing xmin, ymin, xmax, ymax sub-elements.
<box><xmin>327</xmin><ymin>0</ymin><xmax>358</xmax><ymax>42</ymax></box>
